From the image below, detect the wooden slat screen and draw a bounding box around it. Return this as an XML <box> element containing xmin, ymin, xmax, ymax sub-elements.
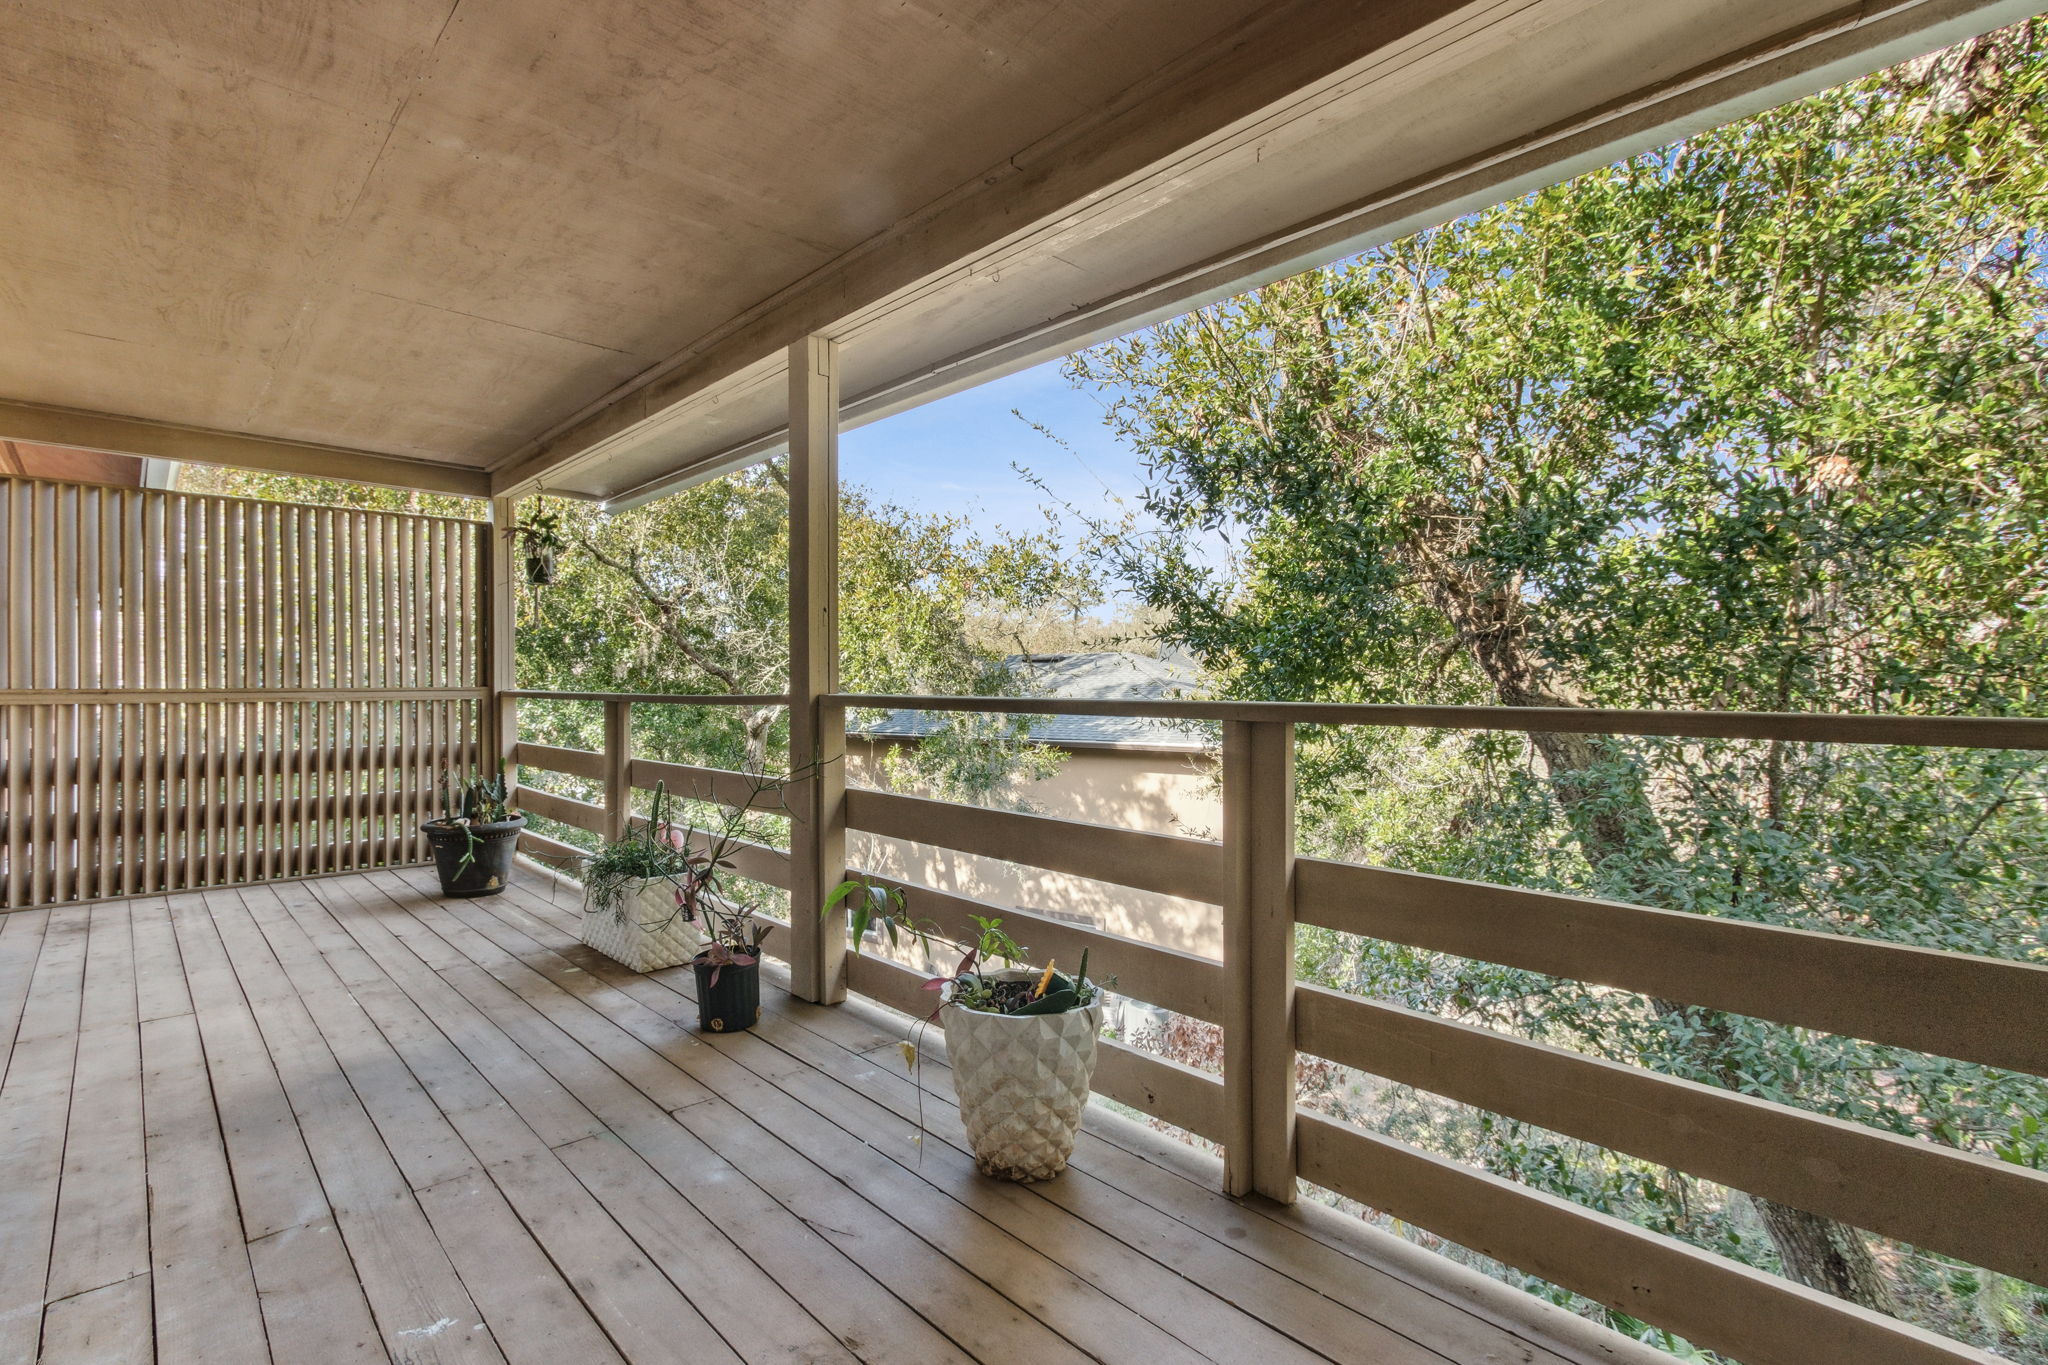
<box><xmin>0</xmin><ymin>478</ymin><xmax>486</xmax><ymax>907</ymax></box>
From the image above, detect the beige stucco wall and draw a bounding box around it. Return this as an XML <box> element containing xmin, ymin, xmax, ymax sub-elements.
<box><xmin>845</xmin><ymin>737</ymin><xmax>1225</xmax><ymax>959</ymax></box>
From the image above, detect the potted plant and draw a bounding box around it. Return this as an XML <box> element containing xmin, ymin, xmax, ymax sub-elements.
<box><xmin>511</xmin><ymin>497</ymin><xmax>569</xmax><ymax>585</ymax></box>
<box><xmin>824</xmin><ymin>883</ymin><xmax>1108</xmax><ymax>1182</ymax></box>
<box><xmin>422</xmin><ymin>770</ymin><xmax>525</xmax><ymax>897</ymax></box>
<box><xmin>580</xmin><ymin>780</ymin><xmax>778</xmax><ymax>1035</ymax></box>
<box><xmin>579</xmin><ymin>782</ymin><xmax>709</xmax><ymax>972</ymax></box>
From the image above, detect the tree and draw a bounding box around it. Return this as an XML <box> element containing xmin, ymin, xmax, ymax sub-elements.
<box><xmin>182</xmin><ymin>461</ymin><xmax>1094</xmax><ymax>797</ymax></box>
<box><xmin>1064</xmin><ymin>19</ymin><xmax>2048</xmax><ymax>1355</ymax></box>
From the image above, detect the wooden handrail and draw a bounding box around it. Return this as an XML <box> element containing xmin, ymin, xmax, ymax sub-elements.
<box><xmin>828</xmin><ymin>692</ymin><xmax>2048</xmax><ymax>749</ymax></box>
<box><xmin>504</xmin><ymin>689</ymin><xmax>788</xmax><ymax>706</ymax></box>
<box><xmin>844</xmin><ymin>787</ymin><xmax>1224</xmax><ymax>903</ymax></box>
<box><xmin>1297</xmin><ymin>1113</ymin><xmax>1984</xmax><ymax>1365</ymax></box>
<box><xmin>1295</xmin><ymin>984</ymin><xmax>2048</xmax><ymax>1285</ymax></box>
<box><xmin>1295</xmin><ymin>857</ymin><xmax>2048</xmax><ymax>1078</ymax></box>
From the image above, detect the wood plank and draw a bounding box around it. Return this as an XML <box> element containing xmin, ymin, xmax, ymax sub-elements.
<box><xmin>259</xmin><ymin>883</ymin><xmax>733</xmax><ymax>1365</ymax></box>
<box><xmin>1296</xmin><ymin>983</ymin><xmax>2048</xmax><ymax>1286</ymax></box>
<box><xmin>343</xmin><ymin>872</ymin><xmax>975</xmax><ymax>1364</ymax></box>
<box><xmin>163</xmin><ymin>891</ymin><xmax>338</xmax><ymax>1241</ymax></box>
<box><xmin>188</xmin><ymin>894</ymin><xmax>506</xmax><ymax>1363</ymax></box>
<box><xmin>1297</xmin><ymin>1112</ymin><xmax>1993</xmax><ymax>1365</ymax></box>
<box><xmin>44</xmin><ymin>912</ymin><xmax>147</xmax><ymax>1303</ymax></box>
<box><xmin>842</xmin><ymin>869</ymin><xmax>1225</xmax><ymax>1022</ymax></box>
<box><xmin>407</xmin><ymin>884</ymin><xmax>1279</xmax><ymax>1365</ymax></box>
<box><xmin>825</xmin><ymin>692</ymin><xmax>2048</xmax><ymax>751</ymax></box>
<box><xmin>209</xmin><ymin>888</ymin><xmax>482</xmax><ymax>1194</ymax></box>
<box><xmin>514</xmin><ymin>786</ymin><xmax>606</xmax><ymax>836</ymax></box>
<box><xmin>37</xmin><ymin>1273</ymin><xmax>151</xmax><ymax>1365</ymax></box>
<box><xmin>473</xmin><ymin>875</ymin><xmax>1520</xmax><ymax>1365</ymax></box>
<box><xmin>1221</xmin><ymin>718</ymin><xmax>1295</xmax><ymax>1200</ymax></box>
<box><xmin>0</xmin><ymin>1035</ymin><xmax>79</xmax><ymax>1365</ymax></box>
<box><xmin>512</xmin><ymin>741</ymin><xmax>605</xmax><ymax>783</ymax></box>
<box><xmin>1295</xmin><ymin>856</ymin><xmax>2048</xmax><ymax>1077</ymax></box>
<box><xmin>550</xmin><ymin>1134</ymin><xmax>861</xmax><ymax>1365</ymax></box>
<box><xmin>374</xmin><ymin>879</ymin><xmax>1102</xmax><ymax>1365</ymax></box>
<box><xmin>846</xmin><ymin>786</ymin><xmax>1225</xmax><ymax>903</ymax></box>
<box><xmin>139</xmin><ymin>1010</ymin><xmax>269</xmax><ymax>1365</ymax></box>
<box><xmin>247</xmin><ymin>1218</ymin><xmax>386</xmax><ymax>1365</ymax></box>
<box><xmin>0</xmin><ymin>909</ymin><xmax>51</xmax><ymax>1063</ymax></box>
<box><xmin>787</xmin><ymin>336</ymin><xmax>846</xmax><ymax>1007</ymax></box>
<box><xmin>412</xmin><ymin>1174</ymin><xmax>632</xmax><ymax>1365</ymax></box>
<box><xmin>626</xmin><ymin>757</ymin><xmax>792</xmax><ymax>813</ymax></box>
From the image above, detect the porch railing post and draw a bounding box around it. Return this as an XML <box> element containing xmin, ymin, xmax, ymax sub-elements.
<box><xmin>787</xmin><ymin>334</ymin><xmax>848</xmax><ymax>1005</ymax></box>
<box><xmin>486</xmin><ymin>496</ymin><xmax>519</xmax><ymax>798</ymax></box>
<box><xmin>602</xmin><ymin>696</ymin><xmax>632</xmax><ymax>843</ymax></box>
<box><xmin>1222</xmin><ymin>718</ymin><xmax>1298</xmax><ymax>1201</ymax></box>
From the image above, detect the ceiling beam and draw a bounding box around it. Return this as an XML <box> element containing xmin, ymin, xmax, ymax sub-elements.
<box><xmin>487</xmin><ymin>0</ymin><xmax>1479</xmax><ymax>497</ymax></box>
<box><xmin>0</xmin><ymin>398</ymin><xmax>494</xmax><ymax>498</ymax></box>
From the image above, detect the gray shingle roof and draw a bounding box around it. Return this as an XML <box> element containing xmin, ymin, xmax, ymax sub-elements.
<box><xmin>852</xmin><ymin>651</ymin><xmax>1206</xmax><ymax>751</ymax></box>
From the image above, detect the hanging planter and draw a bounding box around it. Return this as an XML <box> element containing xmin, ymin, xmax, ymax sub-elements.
<box><xmin>525</xmin><ymin>544</ymin><xmax>558</xmax><ymax>585</ymax></box>
<box><xmin>511</xmin><ymin>497</ymin><xmax>569</xmax><ymax>586</ymax></box>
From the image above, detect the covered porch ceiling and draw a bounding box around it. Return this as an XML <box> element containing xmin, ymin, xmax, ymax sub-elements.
<box><xmin>0</xmin><ymin>0</ymin><xmax>2034</xmax><ymax>503</ymax></box>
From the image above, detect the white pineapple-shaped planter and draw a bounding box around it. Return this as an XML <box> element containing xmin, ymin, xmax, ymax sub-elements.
<box><xmin>580</xmin><ymin>878</ymin><xmax>705</xmax><ymax>972</ymax></box>
<box><xmin>943</xmin><ymin>970</ymin><xmax>1103</xmax><ymax>1182</ymax></box>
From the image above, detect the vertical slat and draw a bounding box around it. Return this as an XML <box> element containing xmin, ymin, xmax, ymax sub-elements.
<box><xmin>50</xmin><ymin>704</ymin><xmax>71</xmax><ymax>902</ymax></box>
<box><xmin>486</xmin><ymin>502</ymin><xmax>517</xmax><ymax>794</ymax></box>
<box><xmin>787</xmin><ymin>334</ymin><xmax>848</xmax><ymax>1004</ymax></box>
<box><xmin>96</xmin><ymin>701</ymin><xmax>116</xmax><ymax>900</ymax></box>
<box><xmin>1222</xmin><ymin>719</ymin><xmax>1300</xmax><ymax>1201</ymax></box>
<box><xmin>5</xmin><ymin>705</ymin><xmax>22</xmax><ymax>906</ymax></box>
<box><xmin>124</xmin><ymin>491</ymin><xmax>145</xmax><ymax>691</ymax></box>
<box><xmin>8</xmin><ymin>484</ymin><xmax>28</xmax><ymax>687</ymax></box>
<box><xmin>30</xmin><ymin>705</ymin><xmax>51</xmax><ymax>904</ymax></box>
<box><xmin>140</xmin><ymin>704</ymin><xmax>159</xmax><ymax>895</ymax></box>
<box><xmin>0</xmin><ymin>483</ymin><xmax>11</xmax><ymax>688</ymax></box>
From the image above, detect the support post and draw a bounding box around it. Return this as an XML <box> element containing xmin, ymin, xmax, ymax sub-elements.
<box><xmin>1221</xmin><ymin>718</ymin><xmax>1298</xmax><ymax>1201</ymax></box>
<box><xmin>786</xmin><ymin>335</ymin><xmax>847</xmax><ymax>1004</ymax></box>
<box><xmin>602</xmin><ymin>697</ymin><xmax>633</xmax><ymax>843</ymax></box>
<box><xmin>486</xmin><ymin>496</ymin><xmax>519</xmax><ymax>798</ymax></box>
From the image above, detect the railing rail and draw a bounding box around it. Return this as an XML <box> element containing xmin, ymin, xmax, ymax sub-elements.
<box><xmin>506</xmin><ymin>689</ymin><xmax>2044</xmax><ymax>1365</ymax></box>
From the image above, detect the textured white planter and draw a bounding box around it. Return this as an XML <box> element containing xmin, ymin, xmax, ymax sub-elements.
<box><xmin>942</xmin><ymin>970</ymin><xmax>1103</xmax><ymax>1182</ymax></box>
<box><xmin>579</xmin><ymin>878</ymin><xmax>705</xmax><ymax>972</ymax></box>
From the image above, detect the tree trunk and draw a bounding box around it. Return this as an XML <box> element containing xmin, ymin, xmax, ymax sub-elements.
<box><xmin>1751</xmin><ymin>1195</ymin><xmax>1895</xmax><ymax>1309</ymax></box>
<box><xmin>1437</xmin><ymin>571</ymin><xmax>1897</xmax><ymax>1315</ymax></box>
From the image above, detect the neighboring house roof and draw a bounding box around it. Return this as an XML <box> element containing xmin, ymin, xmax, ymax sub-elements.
<box><xmin>853</xmin><ymin>651</ymin><xmax>1207</xmax><ymax>752</ymax></box>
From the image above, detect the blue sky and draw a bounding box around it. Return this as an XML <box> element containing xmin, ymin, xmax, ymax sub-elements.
<box><xmin>840</xmin><ymin>357</ymin><xmax>1145</xmax><ymax>540</ymax></box>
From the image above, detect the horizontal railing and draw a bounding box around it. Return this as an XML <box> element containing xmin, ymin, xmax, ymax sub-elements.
<box><xmin>505</xmin><ymin>689</ymin><xmax>2048</xmax><ymax>1365</ymax></box>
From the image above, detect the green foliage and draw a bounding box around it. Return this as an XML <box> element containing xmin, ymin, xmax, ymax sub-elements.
<box><xmin>1067</xmin><ymin>20</ymin><xmax>2048</xmax><ymax>1358</ymax></box>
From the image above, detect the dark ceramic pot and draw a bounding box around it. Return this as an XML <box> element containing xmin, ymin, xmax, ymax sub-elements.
<box><xmin>423</xmin><ymin>815</ymin><xmax>526</xmax><ymax>897</ymax></box>
<box><xmin>692</xmin><ymin>955</ymin><xmax>761</xmax><ymax>1033</ymax></box>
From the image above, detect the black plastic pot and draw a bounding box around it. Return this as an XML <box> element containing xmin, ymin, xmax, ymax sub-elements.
<box><xmin>423</xmin><ymin>815</ymin><xmax>527</xmax><ymax>897</ymax></box>
<box><xmin>524</xmin><ymin>548</ymin><xmax>557</xmax><ymax>585</ymax></box>
<box><xmin>692</xmin><ymin>955</ymin><xmax>761</xmax><ymax>1033</ymax></box>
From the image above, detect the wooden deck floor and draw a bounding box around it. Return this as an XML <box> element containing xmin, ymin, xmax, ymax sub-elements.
<box><xmin>0</xmin><ymin>866</ymin><xmax>1655</xmax><ymax>1365</ymax></box>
